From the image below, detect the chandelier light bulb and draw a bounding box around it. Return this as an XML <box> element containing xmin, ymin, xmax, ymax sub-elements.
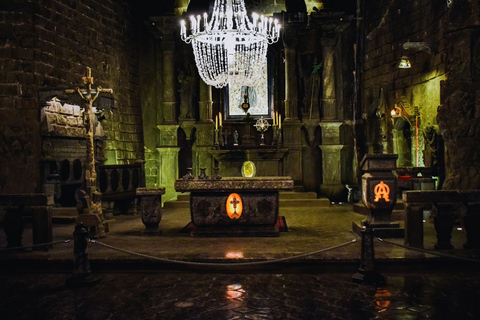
<box><xmin>180</xmin><ymin>0</ymin><xmax>281</xmax><ymax>88</ymax></box>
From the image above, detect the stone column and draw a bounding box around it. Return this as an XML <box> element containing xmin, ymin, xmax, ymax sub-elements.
<box><xmin>281</xmin><ymin>34</ymin><xmax>303</xmax><ymax>185</ymax></box>
<box><xmin>283</xmin><ymin>36</ymin><xmax>299</xmax><ymax>121</ymax></box>
<box><xmin>193</xmin><ymin>80</ymin><xmax>214</xmax><ymax>177</ymax></box>
<box><xmin>319</xmin><ymin>38</ymin><xmax>347</xmax><ymax>202</ymax></box>
<box><xmin>154</xmin><ymin>17</ymin><xmax>180</xmax><ymax>203</ymax></box>
<box><xmin>198</xmin><ymin>81</ymin><xmax>213</xmax><ymax>123</ymax></box>
<box><xmin>161</xmin><ymin>39</ymin><xmax>177</xmax><ymax>124</ymax></box>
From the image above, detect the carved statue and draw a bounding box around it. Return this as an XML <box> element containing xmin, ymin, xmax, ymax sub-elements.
<box><xmin>423</xmin><ymin>125</ymin><xmax>437</xmax><ymax>168</ymax></box>
<box><xmin>178</xmin><ymin>63</ymin><xmax>196</xmax><ymax>119</ymax></box>
<box><xmin>303</xmin><ymin>58</ymin><xmax>322</xmax><ymax>120</ymax></box>
<box><xmin>364</xmin><ymin>86</ymin><xmax>386</xmax><ymax>153</ymax></box>
<box><xmin>423</xmin><ymin>125</ymin><xmax>444</xmax><ymax>186</ymax></box>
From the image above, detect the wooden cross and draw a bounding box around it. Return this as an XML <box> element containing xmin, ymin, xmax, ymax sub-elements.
<box><xmin>65</xmin><ymin>67</ymin><xmax>113</xmax><ymax>238</ymax></box>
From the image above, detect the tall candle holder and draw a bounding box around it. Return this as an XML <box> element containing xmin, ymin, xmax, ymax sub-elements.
<box><xmin>214</xmin><ymin>128</ymin><xmax>220</xmax><ymax>149</ymax></box>
<box><xmin>254</xmin><ymin>116</ymin><xmax>270</xmax><ymax>146</ymax></box>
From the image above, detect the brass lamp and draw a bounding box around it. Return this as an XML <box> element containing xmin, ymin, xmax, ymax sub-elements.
<box><xmin>398</xmin><ymin>56</ymin><xmax>411</xmax><ymax>69</ymax></box>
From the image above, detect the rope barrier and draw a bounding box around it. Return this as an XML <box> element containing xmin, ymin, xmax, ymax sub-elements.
<box><xmin>88</xmin><ymin>238</ymin><xmax>359</xmax><ymax>267</ymax></box>
<box><xmin>376</xmin><ymin>237</ymin><xmax>480</xmax><ymax>262</ymax></box>
<box><xmin>0</xmin><ymin>239</ymin><xmax>72</xmax><ymax>252</ymax></box>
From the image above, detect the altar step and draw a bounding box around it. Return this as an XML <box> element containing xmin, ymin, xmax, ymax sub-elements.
<box><xmin>163</xmin><ymin>191</ymin><xmax>331</xmax><ymax>209</ymax></box>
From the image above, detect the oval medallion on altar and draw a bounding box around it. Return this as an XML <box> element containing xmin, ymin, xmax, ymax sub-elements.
<box><xmin>241</xmin><ymin>161</ymin><xmax>256</xmax><ymax>177</ymax></box>
<box><xmin>226</xmin><ymin>193</ymin><xmax>243</xmax><ymax>219</ymax></box>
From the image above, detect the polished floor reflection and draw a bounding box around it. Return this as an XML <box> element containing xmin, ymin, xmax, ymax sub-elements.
<box><xmin>1</xmin><ymin>272</ymin><xmax>479</xmax><ymax>319</ymax></box>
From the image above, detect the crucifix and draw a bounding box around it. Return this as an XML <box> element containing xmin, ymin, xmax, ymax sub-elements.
<box><xmin>65</xmin><ymin>67</ymin><xmax>113</xmax><ymax>238</ymax></box>
<box><xmin>230</xmin><ymin>196</ymin><xmax>240</xmax><ymax>219</ymax></box>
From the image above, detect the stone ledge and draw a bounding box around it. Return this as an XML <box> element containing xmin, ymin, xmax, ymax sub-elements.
<box><xmin>175</xmin><ymin>177</ymin><xmax>294</xmax><ymax>192</ymax></box>
<box><xmin>402</xmin><ymin>190</ymin><xmax>480</xmax><ymax>203</ymax></box>
<box><xmin>0</xmin><ymin>194</ymin><xmax>54</xmax><ymax>206</ymax></box>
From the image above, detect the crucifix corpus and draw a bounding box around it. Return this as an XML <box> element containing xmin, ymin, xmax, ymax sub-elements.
<box><xmin>66</xmin><ymin>67</ymin><xmax>113</xmax><ymax>238</ymax></box>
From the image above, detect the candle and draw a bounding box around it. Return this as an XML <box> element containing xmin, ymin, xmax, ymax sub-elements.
<box><xmin>215</xmin><ymin>115</ymin><xmax>218</xmax><ymax>130</ymax></box>
<box><xmin>275</xmin><ymin>111</ymin><xmax>278</xmax><ymax>126</ymax></box>
<box><xmin>219</xmin><ymin>112</ymin><xmax>222</xmax><ymax>127</ymax></box>
<box><xmin>279</xmin><ymin>114</ymin><xmax>281</xmax><ymax>129</ymax></box>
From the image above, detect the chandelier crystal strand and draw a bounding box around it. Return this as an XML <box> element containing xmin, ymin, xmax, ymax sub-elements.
<box><xmin>180</xmin><ymin>0</ymin><xmax>281</xmax><ymax>88</ymax></box>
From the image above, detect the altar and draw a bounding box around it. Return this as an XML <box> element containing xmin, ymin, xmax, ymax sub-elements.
<box><xmin>175</xmin><ymin>177</ymin><xmax>294</xmax><ymax>237</ymax></box>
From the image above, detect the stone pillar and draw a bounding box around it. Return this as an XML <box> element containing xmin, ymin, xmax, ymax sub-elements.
<box><xmin>198</xmin><ymin>81</ymin><xmax>213</xmax><ymax>123</ymax></box>
<box><xmin>161</xmin><ymin>39</ymin><xmax>177</xmax><ymax>124</ymax></box>
<box><xmin>193</xmin><ymin>80</ymin><xmax>214</xmax><ymax>178</ymax></box>
<box><xmin>282</xmin><ymin>35</ymin><xmax>303</xmax><ymax>185</ymax></box>
<box><xmin>154</xmin><ymin>17</ymin><xmax>180</xmax><ymax>203</ymax></box>
<box><xmin>283</xmin><ymin>36</ymin><xmax>299</xmax><ymax>121</ymax></box>
<box><xmin>157</xmin><ymin>125</ymin><xmax>180</xmax><ymax>204</ymax></box>
<box><xmin>319</xmin><ymin>38</ymin><xmax>347</xmax><ymax>202</ymax></box>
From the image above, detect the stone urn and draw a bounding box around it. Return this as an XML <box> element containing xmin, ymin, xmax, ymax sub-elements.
<box><xmin>136</xmin><ymin>187</ymin><xmax>166</xmax><ymax>236</ymax></box>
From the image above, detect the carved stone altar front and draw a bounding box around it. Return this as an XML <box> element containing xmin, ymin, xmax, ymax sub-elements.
<box><xmin>175</xmin><ymin>177</ymin><xmax>294</xmax><ymax>237</ymax></box>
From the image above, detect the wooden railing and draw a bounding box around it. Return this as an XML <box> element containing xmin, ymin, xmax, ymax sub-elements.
<box><xmin>403</xmin><ymin>190</ymin><xmax>480</xmax><ymax>249</ymax></box>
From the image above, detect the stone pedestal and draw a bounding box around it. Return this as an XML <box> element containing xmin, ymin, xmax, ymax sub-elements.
<box><xmin>354</xmin><ymin>154</ymin><xmax>403</xmax><ymax>238</ymax></box>
<box><xmin>175</xmin><ymin>177</ymin><xmax>294</xmax><ymax>237</ymax></box>
<box><xmin>137</xmin><ymin>187</ymin><xmax>165</xmax><ymax>236</ymax></box>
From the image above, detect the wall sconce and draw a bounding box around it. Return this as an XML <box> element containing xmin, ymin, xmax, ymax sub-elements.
<box><xmin>398</xmin><ymin>56</ymin><xmax>411</xmax><ymax>69</ymax></box>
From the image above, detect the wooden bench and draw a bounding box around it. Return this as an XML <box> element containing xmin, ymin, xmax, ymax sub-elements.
<box><xmin>0</xmin><ymin>194</ymin><xmax>53</xmax><ymax>250</ymax></box>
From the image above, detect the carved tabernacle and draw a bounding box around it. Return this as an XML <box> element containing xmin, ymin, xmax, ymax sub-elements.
<box><xmin>175</xmin><ymin>177</ymin><xmax>294</xmax><ymax>237</ymax></box>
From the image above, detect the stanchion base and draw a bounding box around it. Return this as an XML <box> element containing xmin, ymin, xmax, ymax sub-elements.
<box><xmin>352</xmin><ymin>271</ymin><xmax>386</xmax><ymax>286</ymax></box>
<box><xmin>66</xmin><ymin>274</ymin><xmax>101</xmax><ymax>288</ymax></box>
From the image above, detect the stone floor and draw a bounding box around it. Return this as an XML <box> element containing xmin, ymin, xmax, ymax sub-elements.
<box><xmin>0</xmin><ymin>271</ymin><xmax>479</xmax><ymax>319</ymax></box>
<box><xmin>1</xmin><ymin>198</ymin><xmax>480</xmax><ymax>319</ymax></box>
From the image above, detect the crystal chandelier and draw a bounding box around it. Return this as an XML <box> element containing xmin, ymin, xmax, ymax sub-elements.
<box><xmin>180</xmin><ymin>0</ymin><xmax>281</xmax><ymax>88</ymax></box>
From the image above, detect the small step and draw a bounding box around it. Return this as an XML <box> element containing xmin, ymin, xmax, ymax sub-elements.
<box><xmin>279</xmin><ymin>191</ymin><xmax>318</xmax><ymax>200</ymax></box>
<box><xmin>51</xmin><ymin>207</ymin><xmax>77</xmax><ymax>223</ymax></box>
<box><xmin>280</xmin><ymin>198</ymin><xmax>332</xmax><ymax>207</ymax></box>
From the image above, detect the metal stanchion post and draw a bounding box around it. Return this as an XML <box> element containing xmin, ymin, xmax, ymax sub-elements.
<box><xmin>66</xmin><ymin>223</ymin><xmax>100</xmax><ymax>287</ymax></box>
<box><xmin>352</xmin><ymin>221</ymin><xmax>385</xmax><ymax>286</ymax></box>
